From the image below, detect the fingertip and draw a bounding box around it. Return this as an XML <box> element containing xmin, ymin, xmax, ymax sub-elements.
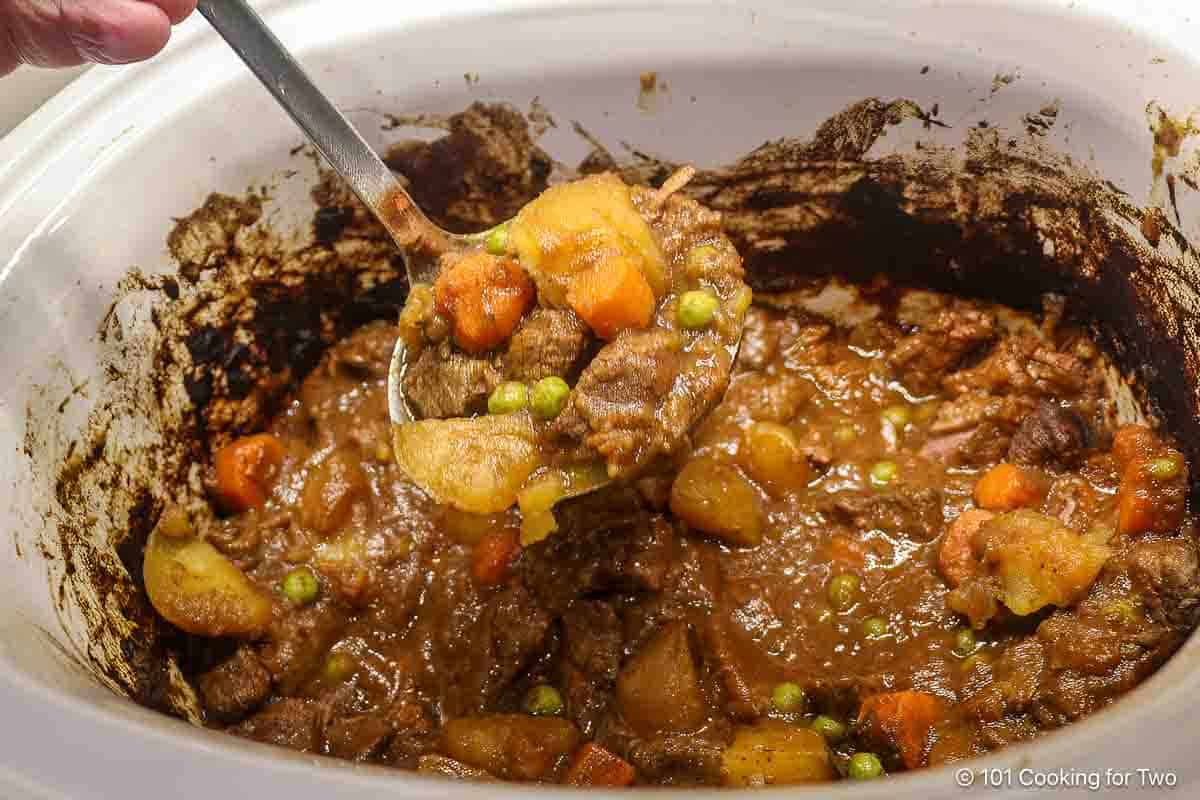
<box><xmin>146</xmin><ymin>0</ymin><xmax>199</xmax><ymax>26</ymax></box>
<box><xmin>63</xmin><ymin>0</ymin><xmax>173</xmax><ymax>65</ymax></box>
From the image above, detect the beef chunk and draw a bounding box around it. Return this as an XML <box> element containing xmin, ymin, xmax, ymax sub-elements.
<box><xmin>625</xmin><ymin>732</ymin><xmax>727</xmax><ymax>785</ymax></box>
<box><xmin>503</xmin><ymin>308</ymin><xmax>590</xmax><ymax>382</ymax></box>
<box><xmin>329</xmin><ymin>322</ymin><xmax>397</xmax><ymax>378</ymax></box>
<box><xmin>1007</xmin><ymin>401</ymin><xmax>1089</xmax><ymax>469</ymax></box>
<box><xmin>402</xmin><ymin>344</ymin><xmax>500</xmax><ymax>419</ymax></box>
<box><xmin>714</xmin><ymin>371</ymin><xmax>812</xmax><ymax>426</ymax></box>
<box><xmin>448</xmin><ymin>586</ymin><xmax>552</xmax><ymax>715</ymax></box>
<box><xmin>325</xmin><ymin>702</ymin><xmax>434</xmax><ymax>763</ymax></box>
<box><xmin>920</xmin><ymin>421</ymin><xmax>1012</xmax><ymax>467</ymax></box>
<box><xmin>198</xmin><ymin>646</ymin><xmax>272</xmax><ymax>722</ymax></box>
<box><xmin>825</xmin><ymin>485</ymin><xmax>944</xmax><ymax>542</ymax></box>
<box><xmin>961</xmin><ymin>637</ymin><xmax>1046</xmax><ymax>724</ymax></box>
<box><xmin>920</xmin><ymin>392</ymin><xmax>1037</xmax><ymax>467</ymax></box>
<box><xmin>705</xmin><ymin>609</ymin><xmax>772</xmax><ymax>720</ymax></box>
<box><xmin>385</xmin><ymin>704</ymin><xmax>439</xmax><ymax>767</ymax></box>
<box><xmin>230</xmin><ymin>698</ymin><xmax>321</xmax><ymax>753</ymax></box>
<box><xmin>383</xmin><ymin>102</ymin><xmax>552</xmax><ymax>232</ymax></box>
<box><xmin>888</xmin><ymin>293</ymin><xmax>996</xmax><ymax>394</ymax></box>
<box><xmin>732</xmin><ymin>308</ymin><xmax>804</xmax><ymax>372</ymax></box>
<box><xmin>325</xmin><ymin>712</ymin><xmax>396</xmax><ymax>761</ymax></box>
<box><xmin>522</xmin><ymin>490</ymin><xmax>679</xmax><ymax>613</ymax></box>
<box><xmin>943</xmin><ymin>336</ymin><xmax>1090</xmax><ymax>398</ymax></box>
<box><xmin>1036</xmin><ymin>612</ymin><xmax>1126</xmax><ymax>674</ymax></box>
<box><xmin>556</xmin><ymin>600</ymin><xmax>623</xmax><ymax>737</ymax></box>
<box><xmin>552</xmin><ymin>330</ymin><xmax>730</xmax><ymax>476</ymax></box>
<box><xmin>552</xmin><ymin>329</ymin><xmax>681</xmax><ymax>469</ymax></box>
<box><xmin>1122</xmin><ymin>538</ymin><xmax>1200</xmax><ymax>629</ymax></box>
<box><xmin>257</xmin><ymin>601</ymin><xmax>349</xmax><ymax>694</ymax></box>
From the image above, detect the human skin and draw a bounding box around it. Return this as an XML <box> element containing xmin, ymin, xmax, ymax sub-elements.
<box><xmin>1</xmin><ymin>0</ymin><xmax>197</xmax><ymax>77</ymax></box>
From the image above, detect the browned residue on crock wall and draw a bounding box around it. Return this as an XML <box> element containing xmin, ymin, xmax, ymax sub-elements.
<box><xmin>1150</xmin><ymin>103</ymin><xmax>1198</xmax><ymax>181</ymax></box>
<box><xmin>35</xmin><ymin>99</ymin><xmax>1200</xmax><ymax>718</ymax></box>
<box><xmin>1148</xmin><ymin>102</ymin><xmax>1200</xmax><ymax>225</ymax></box>
<box><xmin>637</xmin><ymin>71</ymin><xmax>660</xmax><ymax>112</ymax></box>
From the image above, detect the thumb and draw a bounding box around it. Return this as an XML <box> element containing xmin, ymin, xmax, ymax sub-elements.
<box><xmin>1</xmin><ymin>0</ymin><xmax>174</xmax><ymax>74</ymax></box>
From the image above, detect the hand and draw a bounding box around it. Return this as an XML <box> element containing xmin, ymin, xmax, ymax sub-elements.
<box><xmin>1</xmin><ymin>0</ymin><xmax>197</xmax><ymax>77</ymax></box>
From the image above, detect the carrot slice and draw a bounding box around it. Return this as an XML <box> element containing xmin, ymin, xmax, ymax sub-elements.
<box><xmin>1117</xmin><ymin>476</ymin><xmax>1157</xmax><ymax>535</ymax></box>
<box><xmin>212</xmin><ymin>434</ymin><xmax>285</xmax><ymax>513</ymax></box>
<box><xmin>471</xmin><ymin>529</ymin><xmax>521</xmax><ymax>586</ymax></box>
<box><xmin>1112</xmin><ymin>424</ymin><xmax>1156</xmax><ymax>468</ymax></box>
<box><xmin>938</xmin><ymin>508</ymin><xmax>995</xmax><ymax>587</ymax></box>
<box><xmin>857</xmin><ymin>691</ymin><xmax>942</xmax><ymax>769</ymax></box>
<box><xmin>973</xmin><ymin>463</ymin><xmax>1045</xmax><ymax>511</ymax></box>
<box><xmin>1117</xmin><ymin>460</ymin><xmax>1187</xmax><ymax>535</ymax></box>
<box><xmin>565</xmin><ymin>743</ymin><xmax>636</xmax><ymax>787</ymax></box>
<box><xmin>434</xmin><ymin>251</ymin><xmax>535</xmax><ymax>354</ymax></box>
<box><xmin>565</xmin><ymin>254</ymin><xmax>655</xmax><ymax>340</ymax></box>
<box><xmin>1111</xmin><ymin>425</ymin><xmax>1188</xmax><ymax>535</ymax></box>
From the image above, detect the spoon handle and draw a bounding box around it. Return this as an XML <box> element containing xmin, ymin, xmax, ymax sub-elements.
<box><xmin>196</xmin><ymin>0</ymin><xmax>445</xmax><ymax>282</ymax></box>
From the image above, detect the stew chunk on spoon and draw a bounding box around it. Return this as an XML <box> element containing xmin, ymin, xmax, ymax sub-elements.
<box><xmin>392</xmin><ymin>170</ymin><xmax>750</xmax><ymax>534</ymax></box>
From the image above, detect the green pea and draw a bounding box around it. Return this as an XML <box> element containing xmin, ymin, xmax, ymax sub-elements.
<box><xmin>280</xmin><ymin>566</ymin><xmax>319</xmax><ymax>605</ymax></box>
<box><xmin>828</xmin><ymin>574</ymin><xmax>861</xmax><ymax>611</ymax></box>
<box><xmin>848</xmin><ymin>752</ymin><xmax>884</xmax><ymax>780</ymax></box>
<box><xmin>869</xmin><ymin>460</ymin><xmax>899</xmax><ymax>487</ymax></box>
<box><xmin>881</xmin><ymin>404</ymin><xmax>911</xmax><ymax>428</ymax></box>
<box><xmin>1147</xmin><ymin>455</ymin><xmax>1182</xmax><ymax>480</ymax></box>
<box><xmin>323</xmin><ymin>651</ymin><xmax>357</xmax><ymax>682</ymax></box>
<box><xmin>863</xmin><ymin>616</ymin><xmax>888</xmax><ymax>638</ymax></box>
<box><xmin>530</xmin><ymin>376</ymin><xmax>570</xmax><ymax>420</ymax></box>
<box><xmin>523</xmin><ymin>685</ymin><xmax>564</xmax><ymax>716</ymax></box>
<box><xmin>771</xmin><ymin>682</ymin><xmax>806</xmax><ymax>713</ymax></box>
<box><xmin>488</xmin><ymin>381</ymin><xmax>529</xmax><ymax>415</ymax></box>
<box><xmin>485</xmin><ymin>222</ymin><xmax>510</xmax><ymax>256</ymax></box>
<box><xmin>811</xmin><ymin>715</ymin><xmax>847</xmax><ymax>743</ymax></box>
<box><xmin>953</xmin><ymin>627</ymin><xmax>977</xmax><ymax>657</ymax></box>
<box><xmin>678</xmin><ymin>290</ymin><xmax>720</xmax><ymax>329</ymax></box>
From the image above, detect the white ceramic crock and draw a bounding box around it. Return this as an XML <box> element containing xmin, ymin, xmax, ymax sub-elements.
<box><xmin>2</xmin><ymin>1</ymin><xmax>1199</xmax><ymax>797</ymax></box>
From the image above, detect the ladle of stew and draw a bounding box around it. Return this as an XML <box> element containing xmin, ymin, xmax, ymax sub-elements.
<box><xmin>197</xmin><ymin>0</ymin><xmax>748</xmax><ymax>532</ymax></box>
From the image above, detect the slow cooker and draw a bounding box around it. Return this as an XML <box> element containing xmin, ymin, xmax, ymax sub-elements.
<box><xmin>2</xmin><ymin>1</ymin><xmax>1199</xmax><ymax>797</ymax></box>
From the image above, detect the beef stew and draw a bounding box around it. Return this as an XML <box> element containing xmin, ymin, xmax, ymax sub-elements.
<box><xmin>147</xmin><ymin>276</ymin><xmax>1198</xmax><ymax>785</ymax></box>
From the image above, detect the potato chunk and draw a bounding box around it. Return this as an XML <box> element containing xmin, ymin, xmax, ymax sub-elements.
<box><xmin>721</xmin><ymin>722</ymin><xmax>834</xmax><ymax>786</ymax></box>
<box><xmin>441</xmin><ymin>715</ymin><xmax>580</xmax><ymax>781</ymax></box>
<box><xmin>143</xmin><ymin>530</ymin><xmax>272</xmax><ymax>638</ymax></box>
<box><xmin>978</xmin><ymin>510</ymin><xmax>1111</xmax><ymax>616</ymax></box>
<box><xmin>739</xmin><ymin>421</ymin><xmax>812</xmax><ymax>495</ymax></box>
<box><xmin>393</xmin><ymin>412</ymin><xmax>541</xmax><ymax>513</ymax></box>
<box><xmin>508</xmin><ymin>173</ymin><xmax>667</xmax><ymax>312</ymax></box>
<box><xmin>669</xmin><ymin>458</ymin><xmax>762</xmax><ymax>546</ymax></box>
<box><xmin>616</xmin><ymin>621</ymin><xmax>706</xmax><ymax>736</ymax></box>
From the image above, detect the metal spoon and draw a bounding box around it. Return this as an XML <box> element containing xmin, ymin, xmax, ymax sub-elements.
<box><xmin>196</xmin><ymin>0</ymin><xmax>455</xmax><ymax>428</ymax></box>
